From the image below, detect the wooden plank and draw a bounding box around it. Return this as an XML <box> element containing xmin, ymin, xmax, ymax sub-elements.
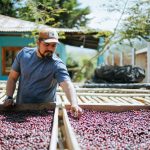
<box><xmin>49</xmin><ymin>107</ymin><xmax>59</xmax><ymax>150</ymax></box>
<box><xmin>96</xmin><ymin>96</ymin><xmax>108</xmax><ymax>104</ymax></box>
<box><xmin>120</xmin><ymin>97</ymin><xmax>134</xmax><ymax>104</ymax></box>
<box><xmin>57</xmin><ymin>92</ymin><xmax>150</xmax><ymax>97</ymax></box>
<box><xmin>90</xmin><ymin>96</ymin><xmax>101</xmax><ymax>103</ymax></box>
<box><xmin>77</xmin><ymin>96</ymin><xmax>83</xmax><ymax>104</ymax></box>
<box><xmin>67</xmin><ymin>88</ymin><xmax>150</xmax><ymax>93</ymax></box>
<box><xmin>109</xmin><ymin>97</ymin><xmax>125</xmax><ymax>105</ymax></box>
<box><xmin>59</xmin><ymin>125</ymin><xmax>68</xmax><ymax>149</ymax></box>
<box><xmin>65</xmin><ymin>104</ymin><xmax>150</xmax><ymax>112</ymax></box>
<box><xmin>0</xmin><ymin>92</ymin><xmax>5</xmax><ymax>99</ymax></box>
<box><xmin>143</xmin><ymin>98</ymin><xmax>150</xmax><ymax>105</ymax></box>
<box><xmin>62</xmin><ymin>108</ymin><xmax>81</xmax><ymax>150</ymax></box>
<box><xmin>0</xmin><ymin>90</ymin><xmax>6</xmax><ymax>94</ymax></box>
<box><xmin>133</xmin><ymin>97</ymin><xmax>150</xmax><ymax>105</ymax></box>
<box><xmin>144</xmin><ymin>97</ymin><xmax>150</xmax><ymax>102</ymax></box>
<box><xmin>127</xmin><ymin>97</ymin><xmax>145</xmax><ymax>105</ymax></box>
<box><xmin>0</xmin><ymin>87</ymin><xmax>5</xmax><ymax>89</ymax></box>
<box><xmin>79</xmin><ymin>96</ymin><xmax>89</xmax><ymax>103</ymax></box>
<box><xmin>0</xmin><ymin>93</ymin><xmax>17</xmax><ymax>104</ymax></box>
<box><xmin>56</xmin><ymin>94</ymin><xmax>63</xmax><ymax>103</ymax></box>
<box><xmin>62</xmin><ymin>95</ymin><xmax>70</xmax><ymax>104</ymax></box>
<box><xmin>145</xmin><ymin>96</ymin><xmax>150</xmax><ymax>100</ymax></box>
<box><xmin>0</xmin><ymin>93</ymin><xmax>6</xmax><ymax>104</ymax></box>
<box><xmin>108</xmin><ymin>97</ymin><xmax>121</xmax><ymax>103</ymax></box>
<box><xmin>98</xmin><ymin>96</ymin><xmax>116</xmax><ymax>105</ymax></box>
<box><xmin>57</xmin><ymin>93</ymin><xmax>83</xmax><ymax>104</ymax></box>
<box><xmin>85</xmin><ymin>96</ymin><xmax>97</xmax><ymax>103</ymax></box>
<box><xmin>121</xmin><ymin>97</ymin><xmax>141</xmax><ymax>105</ymax></box>
<box><xmin>0</xmin><ymin>103</ymin><xmax>56</xmax><ymax>111</ymax></box>
<box><xmin>113</xmin><ymin>97</ymin><xmax>131</xmax><ymax>104</ymax></box>
<box><xmin>13</xmin><ymin>92</ymin><xmax>17</xmax><ymax>98</ymax></box>
<box><xmin>57</xmin><ymin>86</ymin><xmax>150</xmax><ymax>101</ymax></box>
<box><xmin>147</xmin><ymin>42</ymin><xmax>150</xmax><ymax>82</ymax></box>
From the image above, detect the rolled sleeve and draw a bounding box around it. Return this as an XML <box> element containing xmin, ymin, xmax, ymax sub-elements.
<box><xmin>55</xmin><ymin>62</ymin><xmax>71</xmax><ymax>83</ymax></box>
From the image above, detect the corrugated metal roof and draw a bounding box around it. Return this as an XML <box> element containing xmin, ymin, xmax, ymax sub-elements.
<box><xmin>0</xmin><ymin>15</ymin><xmax>100</xmax><ymax>49</ymax></box>
<box><xmin>0</xmin><ymin>15</ymin><xmax>83</xmax><ymax>33</ymax></box>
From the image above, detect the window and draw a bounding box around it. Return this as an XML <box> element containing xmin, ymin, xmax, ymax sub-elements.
<box><xmin>2</xmin><ymin>47</ymin><xmax>22</xmax><ymax>75</ymax></box>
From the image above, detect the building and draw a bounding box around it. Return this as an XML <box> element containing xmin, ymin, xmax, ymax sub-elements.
<box><xmin>0</xmin><ymin>15</ymin><xmax>102</xmax><ymax>80</ymax></box>
<box><xmin>135</xmin><ymin>45</ymin><xmax>150</xmax><ymax>83</ymax></box>
<box><xmin>103</xmin><ymin>40</ymin><xmax>150</xmax><ymax>83</ymax></box>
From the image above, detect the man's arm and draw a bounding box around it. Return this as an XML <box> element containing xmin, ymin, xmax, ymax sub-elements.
<box><xmin>3</xmin><ymin>70</ymin><xmax>20</xmax><ymax>107</ymax></box>
<box><xmin>60</xmin><ymin>80</ymin><xmax>82</xmax><ymax>117</ymax></box>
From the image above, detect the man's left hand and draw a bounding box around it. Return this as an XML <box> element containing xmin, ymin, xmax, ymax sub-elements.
<box><xmin>71</xmin><ymin>105</ymin><xmax>83</xmax><ymax>118</ymax></box>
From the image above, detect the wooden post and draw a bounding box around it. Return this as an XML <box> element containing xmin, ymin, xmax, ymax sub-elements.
<box><xmin>131</xmin><ymin>48</ymin><xmax>135</xmax><ymax>66</ymax></box>
<box><xmin>112</xmin><ymin>53</ymin><xmax>114</xmax><ymax>65</ymax></box>
<box><xmin>97</xmin><ymin>37</ymin><xmax>105</xmax><ymax>66</ymax></box>
<box><xmin>105</xmin><ymin>51</ymin><xmax>109</xmax><ymax>65</ymax></box>
<box><xmin>147</xmin><ymin>42</ymin><xmax>150</xmax><ymax>83</ymax></box>
<box><xmin>120</xmin><ymin>51</ymin><xmax>123</xmax><ymax>66</ymax></box>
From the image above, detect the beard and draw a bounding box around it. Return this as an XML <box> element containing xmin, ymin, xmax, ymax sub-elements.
<box><xmin>44</xmin><ymin>51</ymin><xmax>53</xmax><ymax>58</ymax></box>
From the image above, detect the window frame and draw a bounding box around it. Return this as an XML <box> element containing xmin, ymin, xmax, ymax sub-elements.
<box><xmin>2</xmin><ymin>47</ymin><xmax>22</xmax><ymax>75</ymax></box>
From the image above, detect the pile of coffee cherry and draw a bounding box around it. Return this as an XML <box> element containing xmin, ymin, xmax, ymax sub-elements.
<box><xmin>68</xmin><ymin>109</ymin><xmax>150</xmax><ymax>150</ymax></box>
<box><xmin>0</xmin><ymin>110</ymin><xmax>54</xmax><ymax>150</ymax></box>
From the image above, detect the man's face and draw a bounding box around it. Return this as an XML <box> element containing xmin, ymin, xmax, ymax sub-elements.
<box><xmin>38</xmin><ymin>40</ymin><xmax>57</xmax><ymax>57</ymax></box>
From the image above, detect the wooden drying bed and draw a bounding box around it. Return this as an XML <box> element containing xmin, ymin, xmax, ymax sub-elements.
<box><xmin>59</xmin><ymin>87</ymin><xmax>150</xmax><ymax>149</ymax></box>
<box><xmin>1</xmin><ymin>80</ymin><xmax>150</xmax><ymax>106</ymax></box>
<box><xmin>62</xmin><ymin>105</ymin><xmax>150</xmax><ymax>150</ymax></box>
<box><xmin>0</xmin><ymin>103</ymin><xmax>58</xmax><ymax>150</ymax></box>
<box><xmin>57</xmin><ymin>87</ymin><xmax>150</xmax><ymax>93</ymax></box>
<box><xmin>57</xmin><ymin>83</ymin><xmax>150</xmax><ymax>106</ymax></box>
<box><xmin>1</xmin><ymin>81</ymin><xmax>150</xmax><ymax>149</ymax></box>
<box><xmin>1</xmin><ymin>89</ymin><xmax>149</xmax><ymax>106</ymax></box>
<box><xmin>57</xmin><ymin>92</ymin><xmax>150</xmax><ymax>106</ymax></box>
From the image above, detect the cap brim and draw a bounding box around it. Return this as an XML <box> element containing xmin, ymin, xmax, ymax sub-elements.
<box><xmin>43</xmin><ymin>38</ymin><xmax>59</xmax><ymax>43</ymax></box>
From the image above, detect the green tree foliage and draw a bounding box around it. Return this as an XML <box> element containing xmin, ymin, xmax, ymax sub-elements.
<box><xmin>98</xmin><ymin>0</ymin><xmax>150</xmax><ymax>42</ymax></box>
<box><xmin>120</xmin><ymin>0</ymin><xmax>150</xmax><ymax>42</ymax></box>
<box><xmin>0</xmin><ymin>0</ymin><xmax>17</xmax><ymax>17</ymax></box>
<box><xmin>17</xmin><ymin>0</ymin><xmax>90</xmax><ymax>28</ymax></box>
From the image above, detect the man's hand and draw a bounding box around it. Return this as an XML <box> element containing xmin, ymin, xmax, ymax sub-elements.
<box><xmin>60</xmin><ymin>81</ymin><xmax>83</xmax><ymax>118</ymax></box>
<box><xmin>71</xmin><ymin>105</ymin><xmax>83</xmax><ymax>118</ymax></box>
<box><xmin>3</xmin><ymin>97</ymin><xmax>14</xmax><ymax>108</ymax></box>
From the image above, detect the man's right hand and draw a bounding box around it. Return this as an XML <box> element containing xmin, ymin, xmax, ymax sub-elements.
<box><xmin>71</xmin><ymin>104</ymin><xmax>83</xmax><ymax>118</ymax></box>
<box><xmin>3</xmin><ymin>97</ymin><xmax>14</xmax><ymax>108</ymax></box>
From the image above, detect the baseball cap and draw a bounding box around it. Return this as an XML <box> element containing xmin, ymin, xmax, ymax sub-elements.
<box><xmin>38</xmin><ymin>28</ymin><xmax>59</xmax><ymax>43</ymax></box>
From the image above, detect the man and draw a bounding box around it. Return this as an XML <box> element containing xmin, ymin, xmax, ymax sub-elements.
<box><xmin>3</xmin><ymin>28</ymin><xmax>82</xmax><ymax>117</ymax></box>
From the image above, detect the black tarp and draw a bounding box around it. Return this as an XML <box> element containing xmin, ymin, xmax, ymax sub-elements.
<box><xmin>91</xmin><ymin>65</ymin><xmax>145</xmax><ymax>83</ymax></box>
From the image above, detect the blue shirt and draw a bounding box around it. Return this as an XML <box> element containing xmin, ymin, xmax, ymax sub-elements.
<box><xmin>12</xmin><ymin>47</ymin><xmax>70</xmax><ymax>104</ymax></box>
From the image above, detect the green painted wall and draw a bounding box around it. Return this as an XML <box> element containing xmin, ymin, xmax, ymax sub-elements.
<box><xmin>56</xmin><ymin>42</ymin><xmax>67</xmax><ymax>64</ymax></box>
<box><xmin>0</xmin><ymin>32</ymin><xmax>67</xmax><ymax>80</ymax></box>
<box><xmin>0</xmin><ymin>33</ymin><xmax>34</xmax><ymax>80</ymax></box>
